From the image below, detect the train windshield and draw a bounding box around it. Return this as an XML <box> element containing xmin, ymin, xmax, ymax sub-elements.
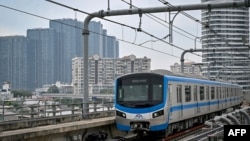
<box><xmin>116</xmin><ymin>75</ymin><xmax>163</xmax><ymax>108</ymax></box>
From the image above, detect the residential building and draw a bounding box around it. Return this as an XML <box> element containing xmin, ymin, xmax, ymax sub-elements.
<box><xmin>27</xmin><ymin>28</ymin><xmax>57</xmax><ymax>89</ymax></box>
<box><xmin>170</xmin><ymin>62</ymin><xmax>201</xmax><ymax>75</ymax></box>
<box><xmin>201</xmin><ymin>0</ymin><xmax>250</xmax><ymax>90</ymax></box>
<box><xmin>0</xmin><ymin>19</ymin><xmax>119</xmax><ymax>90</ymax></box>
<box><xmin>72</xmin><ymin>54</ymin><xmax>151</xmax><ymax>94</ymax></box>
<box><xmin>0</xmin><ymin>36</ymin><xmax>28</xmax><ymax>90</ymax></box>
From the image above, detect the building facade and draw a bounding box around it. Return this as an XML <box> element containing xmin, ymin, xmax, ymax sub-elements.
<box><xmin>170</xmin><ymin>62</ymin><xmax>201</xmax><ymax>75</ymax></box>
<box><xmin>27</xmin><ymin>28</ymin><xmax>57</xmax><ymax>89</ymax></box>
<box><xmin>0</xmin><ymin>36</ymin><xmax>28</xmax><ymax>90</ymax></box>
<box><xmin>201</xmin><ymin>0</ymin><xmax>250</xmax><ymax>90</ymax></box>
<box><xmin>0</xmin><ymin>19</ymin><xmax>119</xmax><ymax>91</ymax></box>
<box><xmin>72</xmin><ymin>55</ymin><xmax>151</xmax><ymax>94</ymax></box>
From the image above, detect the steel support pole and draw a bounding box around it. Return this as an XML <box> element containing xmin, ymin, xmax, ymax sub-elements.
<box><xmin>180</xmin><ymin>47</ymin><xmax>249</xmax><ymax>73</ymax></box>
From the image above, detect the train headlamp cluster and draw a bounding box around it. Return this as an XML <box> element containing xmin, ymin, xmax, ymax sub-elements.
<box><xmin>116</xmin><ymin>110</ymin><xmax>126</xmax><ymax>118</ymax></box>
<box><xmin>152</xmin><ymin>110</ymin><xmax>164</xmax><ymax>118</ymax></box>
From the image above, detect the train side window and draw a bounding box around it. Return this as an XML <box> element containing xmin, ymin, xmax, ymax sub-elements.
<box><xmin>193</xmin><ymin>85</ymin><xmax>197</xmax><ymax>101</ymax></box>
<box><xmin>226</xmin><ymin>88</ymin><xmax>229</xmax><ymax>97</ymax></box>
<box><xmin>185</xmin><ymin>85</ymin><xmax>191</xmax><ymax>102</ymax></box>
<box><xmin>206</xmin><ymin>86</ymin><xmax>209</xmax><ymax>100</ymax></box>
<box><xmin>211</xmin><ymin>87</ymin><xmax>215</xmax><ymax>100</ymax></box>
<box><xmin>222</xmin><ymin>87</ymin><xmax>226</xmax><ymax>98</ymax></box>
<box><xmin>231</xmin><ymin>88</ymin><xmax>233</xmax><ymax>97</ymax></box>
<box><xmin>219</xmin><ymin>87</ymin><xmax>221</xmax><ymax>99</ymax></box>
<box><xmin>216</xmin><ymin>87</ymin><xmax>219</xmax><ymax>99</ymax></box>
<box><xmin>200</xmin><ymin>86</ymin><xmax>204</xmax><ymax>101</ymax></box>
<box><xmin>177</xmin><ymin>85</ymin><xmax>182</xmax><ymax>103</ymax></box>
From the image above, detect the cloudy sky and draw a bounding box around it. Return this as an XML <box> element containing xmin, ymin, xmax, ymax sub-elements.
<box><xmin>0</xmin><ymin>0</ymin><xmax>202</xmax><ymax>70</ymax></box>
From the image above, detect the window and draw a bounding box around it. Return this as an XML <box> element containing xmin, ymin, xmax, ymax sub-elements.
<box><xmin>211</xmin><ymin>87</ymin><xmax>215</xmax><ymax>100</ymax></box>
<box><xmin>152</xmin><ymin>84</ymin><xmax>162</xmax><ymax>101</ymax></box>
<box><xmin>219</xmin><ymin>87</ymin><xmax>222</xmax><ymax>98</ymax></box>
<box><xmin>226</xmin><ymin>88</ymin><xmax>228</xmax><ymax>97</ymax></box>
<box><xmin>194</xmin><ymin>85</ymin><xmax>197</xmax><ymax>101</ymax></box>
<box><xmin>216</xmin><ymin>87</ymin><xmax>218</xmax><ymax>99</ymax></box>
<box><xmin>230</xmin><ymin>88</ymin><xmax>233</xmax><ymax>97</ymax></box>
<box><xmin>185</xmin><ymin>85</ymin><xmax>191</xmax><ymax>102</ymax></box>
<box><xmin>200</xmin><ymin>86</ymin><xmax>204</xmax><ymax>101</ymax></box>
<box><xmin>206</xmin><ymin>86</ymin><xmax>209</xmax><ymax>100</ymax></box>
<box><xmin>177</xmin><ymin>85</ymin><xmax>182</xmax><ymax>103</ymax></box>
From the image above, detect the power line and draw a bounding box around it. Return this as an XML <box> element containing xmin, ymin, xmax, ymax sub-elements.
<box><xmin>45</xmin><ymin>0</ymin><xmax>202</xmax><ymax>55</ymax></box>
<box><xmin>120</xmin><ymin>0</ymin><xmax>199</xmax><ymax>40</ymax></box>
<box><xmin>0</xmin><ymin>3</ymin><xmax>199</xmax><ymax>61</ymax></box>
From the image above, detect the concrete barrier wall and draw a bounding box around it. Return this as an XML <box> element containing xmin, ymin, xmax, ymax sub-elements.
<box><xmin>0</xmin><ymin>117</ymin><xmax>128</xmax><ymax>141</ymax></box>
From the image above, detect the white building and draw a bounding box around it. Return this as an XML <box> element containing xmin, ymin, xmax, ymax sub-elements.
<box><xmin>72</xmin><ymin>54</ymin><xmax>151</xmax><ymax>94</ymax></box>
<box><xmin>201</xmin><ymin>0</ymin><xmax>250</xmax><ymax>90</ymax></box>
<box><xmin>0</xmin><ymin>82</ymin><xmax>13</xmax><ymax>101</ymax></box>
<box><xmin>170</xmin><ymin>62</ymin><xmax>201</xmax><ymax>75</ymax></box>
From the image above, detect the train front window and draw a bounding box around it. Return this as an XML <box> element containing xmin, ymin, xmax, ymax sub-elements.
<box><xmin>117</xmin><ymin>75</ymin><xmax>163</xmax><ymax>108</ymax></box>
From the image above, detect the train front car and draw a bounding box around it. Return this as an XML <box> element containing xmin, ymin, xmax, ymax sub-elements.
<box><xmin>115</xmin><ymin>73</ymin><xmax>168</xmax><ymax>134</ymax></box>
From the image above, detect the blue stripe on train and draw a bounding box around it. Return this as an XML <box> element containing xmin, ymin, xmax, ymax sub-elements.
<box><xmin>170</xmin><ymin>98</ymin><xmax>240</xmax><ymax>112</ymax></box>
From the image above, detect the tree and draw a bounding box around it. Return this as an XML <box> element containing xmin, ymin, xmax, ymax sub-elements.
<box><xmin>47</xmin><ymin>85</ymin><xmax>59</xmax><ymax>93</ymax></box>
<box><xmin>12</xmin><ymin>90</ymin><xmax>32</xmax><ymax>98</ymax></box>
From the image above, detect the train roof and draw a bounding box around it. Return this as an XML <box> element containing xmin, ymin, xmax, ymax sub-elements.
<box><xmin>151</xmin><ymin>69</ymin><xmax>236</xmax><ymax>85</ymax></box>
<box><xmin>151</xmin><ymin>69</ymin><xmax>209</xmax><ymax>80</ymax></box>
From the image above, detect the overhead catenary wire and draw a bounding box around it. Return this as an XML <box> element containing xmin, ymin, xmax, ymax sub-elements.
<box><xmin>0</xmin><ymin>3</ymin><xmax>194</xmax><ymax>61</ymax></box>
<box><xmin>159</xmin><ymin>0</ymin><xmax>250</xmax><ymax>61</ymax></box>
<box><xmin>121</xmin><ymin>0</ymin><xmax>198</xmax><ymax>40</ymax></box>
<box><xmin>45</xmin><ymin>0</ymin><xmax>202</xmax><ymax>55</ymax></box>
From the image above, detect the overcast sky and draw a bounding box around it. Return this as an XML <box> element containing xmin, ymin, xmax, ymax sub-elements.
<box><xmin>0</xmin><ymin>0</ymin><xmax>202</xmax><ymax>70</ymax></box>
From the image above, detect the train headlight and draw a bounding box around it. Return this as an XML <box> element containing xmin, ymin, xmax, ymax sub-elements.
<box><xmin>152</xmin><ymin>110</ymin><xmax>164</xmax><ymax>118</ymax></box>
<box><xmin>116</xmin><ymin>110</ymin><xmax>126</xmax><ymax>118</ymax></box>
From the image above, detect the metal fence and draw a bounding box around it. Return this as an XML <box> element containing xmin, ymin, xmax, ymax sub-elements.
<box><xmin>0</xmin><ymin>99</ymin><xmax>115</xmax><ymax>131</ymax></box>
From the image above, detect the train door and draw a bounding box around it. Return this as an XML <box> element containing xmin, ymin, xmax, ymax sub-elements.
<box><xmin>222</xmin><ymin>87</ymin><xmax>226</xmax><ymax>109</ymax></box>
<box><xmin>219</xmin><ymin>87</ymin><xmax>223</xmax><ymax>109</ymax></box>
<box><xmin>206</xmin><ymin>86</ymin><xmax>210</xmax><ymax>112</ymax></box>
<box><xmin>225</xmin><ymin>88</ymin><xmax>228</xmax><ymax>108</ymax></box>
<box><xmin>216</xmin><ymin>87</ymin><xmax>220</xmax><ymax>109</ymax></box>
<box><xmin>176</xmin><ymin>85</ymin><xmax>183</xmax><ymax>118</ymax></box>
<box><xmin>193</xmin><ymin>85</ymin><xmax>199</xmax><ymax>114</ymax></box>
<box><xmin>229</xmin><ymin>88</ymin><xmax>233</xmax><ymax>107</ymax></box>
<box><xmin>167</xmin><ymin>84</ymin><xmax>172</xmax><ymax>122</ymax></box>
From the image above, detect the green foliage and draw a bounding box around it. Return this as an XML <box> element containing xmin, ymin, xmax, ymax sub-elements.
<box><xmin>12</xmin><ymin>90</ymin><xmax>32</xmax><ymax>98</ymax></box>
<box><xmin>47</xmin><ymin>85</ymin><xmax>59</xmax><ymax>93</ymax></box>
<box><xmin>100</xmin><ymin>89</ymin><xmax>113</xmax><ymax>94</ymax></box>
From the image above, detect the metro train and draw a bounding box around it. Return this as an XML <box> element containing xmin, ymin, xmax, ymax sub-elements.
<box><xmin>114</xmin><ymin>69</ymin><xmax>243</xmax><ymax>136</ymax></box>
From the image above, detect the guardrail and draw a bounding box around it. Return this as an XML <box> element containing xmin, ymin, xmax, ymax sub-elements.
<box><xmin>0</xmin><ymin>99</ymin><xmax>115</xmax><ymax>131</ymax></box>
<box><xmin>185</xmin><ymin>106</ymin><xmax>250</xmax><ymax>141</ymax></box>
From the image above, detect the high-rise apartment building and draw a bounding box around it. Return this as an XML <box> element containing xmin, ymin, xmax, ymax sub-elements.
<box><xmin>50</xmin><ymin>19</ymin><xmax>83</xmax><ymax>84</ymax></box>
<box><xmin>0</xmin><ymin>18</ymin><xmax>119</xmax><ymax>90</ymax></box>
<box><xmin>27</xmin><ymin>28</ymin><xmax>57</xmax><ymax>89</ymax></box>
<box><xmin>0</xmin><ymin>36</ymin><xmax>28</xmax><ymax>90</ymax></box>
<box><xmin>201</xmin><ymin>0</ymin><xmax>250</xmax><ymax>90</ymax></box>
<box><xmin>72</xmin><ymin>55</ymin><xmax>151</xmax><ymax>94</ymax></box>
<box><xmin>50</xmin><ymin>19</ymin><xmax>119</xmax><ymax>85</ymax></box>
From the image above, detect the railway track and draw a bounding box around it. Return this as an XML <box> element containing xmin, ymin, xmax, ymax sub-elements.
<box><xmin>164</xmin><ymin>124</ymin><xmax>206</xmax><ymax>141</ymax></box>
<box><xmin>112</xmin><ymin>124</ymin><xmax>207</xmax><ymax>141</ymax></box>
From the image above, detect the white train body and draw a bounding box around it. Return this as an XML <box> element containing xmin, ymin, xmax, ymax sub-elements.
<box><xmin>115</xmin><ymin>70</ymin><xmax>243</xmax><ymax>134</ymax></box>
